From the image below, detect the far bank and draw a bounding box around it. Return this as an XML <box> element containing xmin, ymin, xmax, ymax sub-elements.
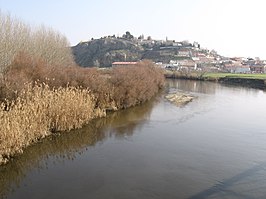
<box><xmin>165</xmin><ymin>70</ymin><xmax>266</xmax><ymax>90</ymax></box>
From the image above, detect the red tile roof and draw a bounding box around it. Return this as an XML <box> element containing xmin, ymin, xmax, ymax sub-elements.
<box><xmin>112</xmin><ymin>62</ymin><xmax>138</xmax><ymax>65</ymax></box>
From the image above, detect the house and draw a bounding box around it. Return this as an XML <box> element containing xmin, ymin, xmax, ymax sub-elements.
<box><xmin>234</xmin><ymin>66</ymin><xmax>250</xmax><ymax>73</ymax></box>
<box><xmin>173</xmin><ymin>42</ymin><xmax>183</xmax><ymax>47</ymax></box>
<box><xmin>177</xmin><ymin>49</ymin><xmax>191</xmax><ymax>57</ymax></box>
<box><xmin>194</xmin><ymin>52</ymin><xmax>206</xmax><ymax>57</ymax></box>
<box><xmin>112</xmin><ymin>62</ymin><xmax>138</xmax><ymax>67</ymax></box>
<box><xmin>192</xmin><ymin>57</ymin><xmax>200</xmax><ymax>61</ymax></box>
<box><xmin>176</xmin><ymin>59</ymin><xmax>196</xmax><ymax>68</ymax></box>
<box><xmin>250</xmin><ymin>65</ymin><xmax>266</xmax><ymax>73</ymax></box>
<box><xmin>223</xmin><ymin>63</ymin><xmax>234</xmax><ymax>72</ymax></box>
<box><xmin>197</xmin><ymin>57</ymin><xmax>213</xmax><ymax>64</ymax></box>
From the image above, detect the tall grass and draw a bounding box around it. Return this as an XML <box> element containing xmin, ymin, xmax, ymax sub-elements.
<box><xmin>0</xmin><ymin>83</ymin><xmax>105</xmax><ymax>164</ymax></box>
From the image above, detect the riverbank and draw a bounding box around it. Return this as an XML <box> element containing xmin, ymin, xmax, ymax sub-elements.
<box><xmin>0</xmin><ymin>61</ymin><xmax>164</xmax><ymax>165</ymax></box>
<box><xmin>218</xmin><ymin>77</ymin><xmax>266</xmax><ymax>89</ymax></box>
<box><xmin>165</xmin><ymin>70</ymin><xmax>266</xmax><ymax>89</ymax></box>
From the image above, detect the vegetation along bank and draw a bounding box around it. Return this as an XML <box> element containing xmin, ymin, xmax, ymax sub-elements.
<box><xmin>0</xmin><ymin>12</ymin><xmax>164</xmax><ymax>165</ymax></box>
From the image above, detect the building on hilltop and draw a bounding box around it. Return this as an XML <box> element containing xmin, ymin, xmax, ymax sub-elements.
<box><xmin>177</xmin><ymin>49</ymin><xmax>191</xmax><ymax>58</ymax></box>
<box><xmin>112</xmin><ymin>62</ymin><xmax>138</xmax><ymax>67</ymax></box>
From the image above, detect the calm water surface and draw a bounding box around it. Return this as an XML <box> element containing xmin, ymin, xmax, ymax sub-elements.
<box><xmin>1</xmin><ymin>80</ymin><xmax>266</xmax><ymax>199</ymax></box>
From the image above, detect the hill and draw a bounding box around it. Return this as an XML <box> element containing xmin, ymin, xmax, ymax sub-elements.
<box><xmin>71</xmin><ymin>33</ymin><xmax>216</xmax><ymax>68</ymax></box>
<box><xmin>72</xmin><ymin>37</ymin><xmax>144</xmax><ymax>67</ymax></box>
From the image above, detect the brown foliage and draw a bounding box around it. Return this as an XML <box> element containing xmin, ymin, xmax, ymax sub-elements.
<box><xmin>109</xmin><ymin>60</ymin><xmax>164</xmax><ymax>109</ymax></box>
<box><xmin>0</xmin><ymin>56</ymin><xmax>164</xmax><ymax>165</ymax></box>
<box><xmin>1</xmin><ymin>53</ymin><xmax>164</xmax><ymax>110</ymax></box>
<box><xmin>0</xmin><ymin>83</ymin><xmax>105</xmax><ymax>164</ymax></box>
<box><xmin>2</xmin><ymin>52</ymin><xmax>81</xmax><ymax>99</ymax></box>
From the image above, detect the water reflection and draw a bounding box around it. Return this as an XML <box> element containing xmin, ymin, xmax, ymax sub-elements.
<box><xmin>167</xmin><ymin>79</ymin><xmax>266</xmax><ymax>97</ymax></box>
<box><xmin>166</xmin><ymin>79</ymin><xmax>217</xmax><ymax>94</ymax></box>
<box><xmin>0</xmin><ymin>97</ymin><xmax>158</xmax><ymax>199</ymax></box>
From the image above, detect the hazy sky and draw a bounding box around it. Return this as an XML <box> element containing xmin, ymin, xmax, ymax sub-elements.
<box><xmin>1</xmin><ymin>0</ymin><xmax>266</xmax><ymax>58</ymax></box>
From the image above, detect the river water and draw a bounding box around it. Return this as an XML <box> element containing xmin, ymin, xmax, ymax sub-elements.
<box><xmin>1</xmin><ymin>79</ymin><xmax>266</xmax><ymax>199</ymax></box>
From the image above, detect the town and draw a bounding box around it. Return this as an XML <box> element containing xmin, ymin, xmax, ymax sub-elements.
<box><xmin>153</xmin><ymin>40</ymin><xmax>266</xmax><ymax>74</ymax></box>
<box><xmin>105</xmin><ymin>32</ymin><xmax>266</xmax><ymax>74</ymax></box>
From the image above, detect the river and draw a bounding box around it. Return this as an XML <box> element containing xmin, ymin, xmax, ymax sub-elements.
<box><xmin>1</xmin><ymin>79</ymin><xmax>266</xmax><ymax>199</ymax></box>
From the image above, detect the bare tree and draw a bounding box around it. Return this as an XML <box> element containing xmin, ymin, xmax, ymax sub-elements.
<box><xmin>0</xmin><ymin>11</ymin><xmax>74</xmax><ymax>77</ymax></box>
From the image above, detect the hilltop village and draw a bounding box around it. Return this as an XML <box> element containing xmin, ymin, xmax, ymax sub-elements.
<box><xmin>72</xmin><ymin>32</ymin><xmax>266</xmax><ymax>73</ymax></box>
<box><xmin>144</xmin><ymin>39</ymin><xmax>266</xmax><ymax>74</ymax></box>
<box><xmin>147</xmin><ymin>39</ymin><xmax>266</xmax><ymax>74</ymax></box>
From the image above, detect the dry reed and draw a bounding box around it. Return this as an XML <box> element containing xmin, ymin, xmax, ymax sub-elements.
<box><xmin>0</xmin><ymin>83</ymin><xmax>105</xmax><ymax>164</ymax></box>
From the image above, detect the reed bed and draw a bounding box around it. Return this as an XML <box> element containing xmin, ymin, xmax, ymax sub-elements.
<box><xmin>0</xmin><ymin>83</ymin><xmax>105</xmax><ymax>164</ymax></box>
<box><xmin>0</xmin><ymin>60</ymin><xmax>164</xmax><ymax>165</ymax></box>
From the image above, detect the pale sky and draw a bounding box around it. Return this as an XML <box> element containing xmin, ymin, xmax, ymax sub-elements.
<box><xmin>0</xmin><ymin>0</ymin><xmax>266</xmax><ymax>59</ymax></box>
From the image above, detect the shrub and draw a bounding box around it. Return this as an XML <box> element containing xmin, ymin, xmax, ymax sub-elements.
<box><xmin>109</xmin><ymin>60</ymin><xmax>164</xmax><ymax>109</ymax></box>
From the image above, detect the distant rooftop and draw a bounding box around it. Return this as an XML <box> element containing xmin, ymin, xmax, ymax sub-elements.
<box><xmin>112</xmin><ymin>62</ymin><xmax>138</xmax><ymax>65</ymax></box>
